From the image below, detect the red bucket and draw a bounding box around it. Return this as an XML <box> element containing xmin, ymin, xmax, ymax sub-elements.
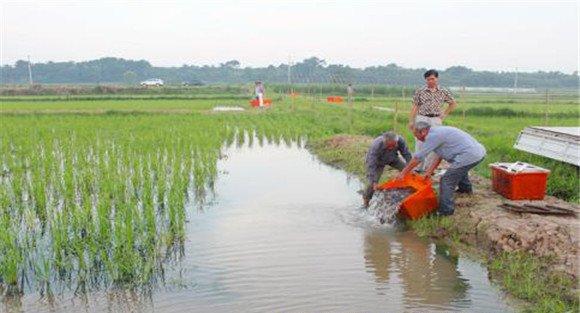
<box><xmin>377</xmin><ymin>173</ymin><xmax>438</xmax><ymax>220</ymax></box>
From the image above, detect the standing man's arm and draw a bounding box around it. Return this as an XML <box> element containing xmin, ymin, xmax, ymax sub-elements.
<box><xmin>441</xmin><ymin>89</ymin><xmax>457</xmax><ymax>120</ymax></box>
<box><xmin>408</xmin><ymin>90</ymin><xmax>420</xmax><ymax>130</ymax></box>
<box><xmin>408</xmin><ymin>105</ymin><xmax>419</xmax><ymax>131</ymax></box>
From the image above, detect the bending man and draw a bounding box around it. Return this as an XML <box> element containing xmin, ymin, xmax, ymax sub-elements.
<box><xmin>397</xmin><ymin>122</ymin><xmax>486</xmax><ymax>216</ymax></box>
<box><xmin>363</xmin><ymin>131</ymin><xmax>412</xmax><ymax>208</ymax></box>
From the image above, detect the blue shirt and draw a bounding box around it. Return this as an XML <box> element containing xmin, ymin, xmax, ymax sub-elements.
<box><xmin>414</xmin><ymin>126</ymin><xmax>486</xmax><ymax>169</ymax></box>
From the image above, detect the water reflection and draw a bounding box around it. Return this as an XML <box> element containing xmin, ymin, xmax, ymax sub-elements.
<box><xmin>3</xmin><ymin>288</ymin><xmax>154</xmax><ymax>313</ymax></box>
<box><xmin>364</xmin><ymin>229</ymin><xmax>470</xmax><ymax>311</ymax></box>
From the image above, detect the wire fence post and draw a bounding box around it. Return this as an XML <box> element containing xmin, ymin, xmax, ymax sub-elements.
<box><xmin>291</xmin><ymin>88</ymin><xmax>295</xmax><ymax>111</ymax></box>
<box><xmin>310</xmin><ymin>78</ymin><xmax>315</xmax><ymax>109</ymax></box>
<box><xmin>544</xmin><ymin>89</ymin><xmax>549</xmax><ymax>126</ymax></box>
<box><xmin>393</xmin><ymin>101</ymin><xmax>399</xmax><ymax>131</ymax></box>
<box><xmin>461</xmin><ymin>86</ymin><xmax>466</xmax><ymax>122</ymax></box>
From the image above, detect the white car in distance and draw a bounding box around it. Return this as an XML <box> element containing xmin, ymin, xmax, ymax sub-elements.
<box><xmin>140</xmin><ymin>78</ymin><xmax>164</xmax><ymax>87</ymax></box>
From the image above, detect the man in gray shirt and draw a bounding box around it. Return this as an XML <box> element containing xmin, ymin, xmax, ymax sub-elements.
<box><xmin>397</xmin><ymin>122</ymin><xmax>486</xmax><ymax>215</ymax></box>
<box><xmin>363</xmin><ymin>131</ymin><xmax>412</xmax><ymax>207</ymax></box>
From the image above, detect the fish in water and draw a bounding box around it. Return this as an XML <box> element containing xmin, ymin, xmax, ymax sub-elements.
<box><xmin>370</xmin><ymin>187</ymin><xmax>415</xmax><ymax>224</ymax></box>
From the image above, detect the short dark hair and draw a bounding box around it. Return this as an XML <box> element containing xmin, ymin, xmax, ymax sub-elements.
<box><xmin>424</xmin><ymin>69</ymin><xmax>439</xmax><ymax>79</ymax></box>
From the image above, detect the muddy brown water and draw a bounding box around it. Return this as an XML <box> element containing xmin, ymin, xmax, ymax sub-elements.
<box><xmin>11</xmin><ymin>141</ymin><xmax>516</xmax><ymax>313</ymax></box>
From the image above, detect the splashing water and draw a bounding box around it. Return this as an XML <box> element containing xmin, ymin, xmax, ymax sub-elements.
<box><xmin>369</xmin><ymin>187</ymin><xmax>415</xmax><ymax>224</ymax></box>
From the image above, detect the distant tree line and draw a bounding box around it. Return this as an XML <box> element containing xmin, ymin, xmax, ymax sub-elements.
<box><xmin>1</xmin><ymin>57</ymin><xmax>578</xmax><ymax>89</ymax></box>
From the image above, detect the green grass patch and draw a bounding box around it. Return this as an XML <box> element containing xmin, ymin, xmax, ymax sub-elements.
<box><xmin>489</xmin><ymin>251</ymin><xmax>578</xmax><ymax>313</ymax></box>
<box><xmin>405</xmin><ymin>215</ymin><xmax>461</xmax><ymax>242</ymax></box>
<box><xmin>308</xmin><ymin>135</ymin><xmax>371</xmax><ymax>178</ymax></box>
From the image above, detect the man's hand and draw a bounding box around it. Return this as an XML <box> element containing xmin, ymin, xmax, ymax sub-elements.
<box><xmin>372</xmin><ymin>183</ymin><xmax>379</xmax><ymax>191</ymax></box>
<box><xmin>421</xmin><ymin>172</ymin><xmax>433</xmax><ymax>181</ymax></box>
<box><xmin>442</xmin><ymin>101</ymin><xmax>457</xmax><ymax>121</ymax></box>
<box><xmin>397</xmin><ymin>157</ymin><xmax>419</xmax><ymax>181</ymax></box>
<box><xmin>408</xmin><ymin>104</ymin><xmax>418</xmax><ymax>131</ymax></box>
<box><xmin>423</xmin><ymin>156</ymin><xmax>442</xmax><ymax>180</ymax></box>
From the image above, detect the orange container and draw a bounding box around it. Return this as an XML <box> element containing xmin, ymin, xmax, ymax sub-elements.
<box><xmin>249</xmin><ymin>98</ymin><xmax>272</xmax><ymax>107</ymax></box>
<box><xmin>326</xmin><ymin>96</ymin><xmax>344</xmax><ymax>103</ymax></box>
<box><xmin>489</xmin><ymin>162</ymin><xmax>550</xmax><ymax>200</ymax></box>
<box><xmin>377</xmin><ymin>173</ymin><xmax>438</xmax><ymax>220</ymax></box>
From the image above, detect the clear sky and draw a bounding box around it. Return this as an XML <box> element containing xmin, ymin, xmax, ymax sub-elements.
<box><xmin>1</xmin><ymin>0</ymin><xmax>578</xmax><ymax>73</ymax></box>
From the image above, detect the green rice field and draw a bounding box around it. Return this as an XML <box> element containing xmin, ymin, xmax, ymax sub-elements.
<box><xmin>1</xmin><ymin>91</ymin><xmax>578</xmax><ymax>297</ymax></box>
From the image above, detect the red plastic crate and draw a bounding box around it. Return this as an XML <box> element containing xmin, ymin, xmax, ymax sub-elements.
<box><xmin>326</xmin><ymin>96</ymin><xmax>344</xmax><ymax>103</ymax></box>
<box><xmin>249</xmin><ymin>98</ymin><xmax>272</xmax><ymax>107</ymax></box>
<box><xmin>489</xmin><ymin>162</ymin><xmax>550</xmax><ymax>200</ymax></box>
<box><xmin>377</xmin><ymin>173</ymin><xmax>438</xmax><ymax>220</ymax></box>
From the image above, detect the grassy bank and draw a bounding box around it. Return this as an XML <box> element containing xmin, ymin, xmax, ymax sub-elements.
<box><xmin>308</xmin><ymin>135</ymin><xmax>578</xmax><ymax>313</ymax></box>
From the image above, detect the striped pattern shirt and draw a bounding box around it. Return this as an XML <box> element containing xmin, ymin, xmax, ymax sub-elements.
<box><xmin>412</xmin><ymin>86</ymin><xmax>454</xmax><ymax>116</ymax></box>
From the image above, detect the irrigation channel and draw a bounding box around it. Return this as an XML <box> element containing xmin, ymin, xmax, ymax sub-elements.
<box><xmin>4</xmin><ymin>138</ymin><xmax>516</xmax><ymax>312</ymax></box>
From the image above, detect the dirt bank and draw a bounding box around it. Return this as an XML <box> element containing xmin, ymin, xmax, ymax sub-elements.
<box><xmin>309</xmin><ymin>134</ymin><xmax>578</xmax><ymax>278</ymax></box>
<box><xmin>452</xmin><ymin>176</ymin><xmax>578</xmax><ymax>277</ymax></box>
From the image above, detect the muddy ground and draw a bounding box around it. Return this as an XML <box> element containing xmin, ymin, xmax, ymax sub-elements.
<box><xmin>310</xmin><ymin>134</ymin><xmax>579</xmax><ymax>278</ymax></box>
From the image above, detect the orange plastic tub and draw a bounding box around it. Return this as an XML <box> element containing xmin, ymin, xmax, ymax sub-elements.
<box><xmin>489</xmin><ymin>162</ymin><xmax>550</xmax><ymax>200</ymax></box>
<box><xmin>377</xmin><ymin>173</ymin><xmax>438</xmax><ymax>220</ymax></box>
<box><xmin>326</xmin><ymin>96</ymin><xmax>344</xmax><ymax>103</ymax></box>
<box><xmin>249</xmin><ymin>98</ymin><xmax>272</xmax><ymax>107</ymax></box>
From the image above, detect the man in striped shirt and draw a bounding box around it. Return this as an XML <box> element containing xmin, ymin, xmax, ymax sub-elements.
<box><xmin>408</xmin><ymin>69</ymin><xmax>458</xmax><ymax>171</ymax></box>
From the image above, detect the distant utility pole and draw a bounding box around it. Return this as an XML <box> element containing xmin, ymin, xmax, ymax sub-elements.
<box><xmin>288</xmin><ymin>57</ymin><xmax>292</xmax><ymax>88</ymax></box>
<box><xmin>27</xmin><ymin>55</ymin><xmax>34</xmax><ymax>85</ymax></box>
<box><xmin>513</xmin><ymin>67</ymin><xmax>518</xmax><ymax>94</ymax></box>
